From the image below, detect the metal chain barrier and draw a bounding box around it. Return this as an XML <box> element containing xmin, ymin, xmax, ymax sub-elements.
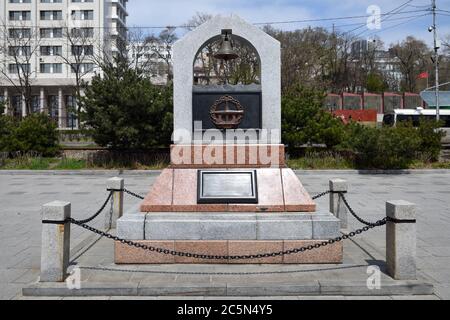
<box><xmin>123</xmin><ymin>188</ymin><xmax>145</xmax><ymax>200</ymax></box>
<box><xmin>75</xmin><ymin>191</ymin><xmax>113</xmax><ymax>225</ymax></box>
<box><xmin>43</xmin><ymin>188</ymin><xmax>399</xmax><ymax>261</ymax></box>
<box><xmin>107</xmin><ymin>188</ymin><xmax>145</xmax><ymax>200</ymax></box>
<box><xmin>67</xmin><ymin>215</ymin><xmax>387</xmax><ymax>261</ymax></box>
<box><xmin>312</xmin><ymin>190</ymin><xmax>331</xmax><ymax>200</ymax></box>
<box><xmin>338</xmin><ymin>192</ymin><xmax>386</xmax><ymax>227</ymax></box>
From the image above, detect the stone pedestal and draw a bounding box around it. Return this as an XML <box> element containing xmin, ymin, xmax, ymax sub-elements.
<box><xmin>116</xmin><ymin>211</ymin><xmax>342</xmax><ymax>264</ymax></box>
<box><xmin>114</xmin><ymin>145</ymin><xmax>343</xmax><ymax>264</ymax></box>
<box><xmin>140</xmin><ymin>167</ymin><xmax>315</xmax><ymax>213</ymax></box>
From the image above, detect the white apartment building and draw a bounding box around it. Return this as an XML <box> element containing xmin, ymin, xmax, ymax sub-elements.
<box><xmin>128</xmin><ymin>40</ymin><xmax>171</xmax><ymax>86</ymax></box>
<box><xmin>0</xmin><ymin>0</ymin><xmax>128</xmax><ymax>129</ymax></box>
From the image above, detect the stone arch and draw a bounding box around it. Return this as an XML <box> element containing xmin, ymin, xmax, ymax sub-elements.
<box><xmin>193</xmin><ymin>33</ymin><xmax>262</xmax><ymax>85</ymax></box>
<box><xmin>173</xmin><ymin>14</ymin><xmax>281</xmax><ymax>142</ymax></box>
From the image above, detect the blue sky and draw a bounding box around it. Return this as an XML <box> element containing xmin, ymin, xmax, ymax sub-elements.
<box><xmin>127</xmin><ymin>0</ymin><xmax>450</xmax><ymax>48</ymax></box>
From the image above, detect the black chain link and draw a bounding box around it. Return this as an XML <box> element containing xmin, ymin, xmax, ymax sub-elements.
<box><xmin>75</xmin><ymin>192</ymin><xmax>113</xmax><ymax>225</ymax></box>
<box><xmin>338</xmin><ymin>192</ymin><xmax>385</xmax><ymax>227</ymax></box>
<box><xmin>123</xmin><ymin>188</ymin><xmax>145</xmax><ymax>200</ymax></box>
<box><xmin>312</xmin><ymin>190</ymin><xmax>331</xmax><ymax>200</ymax></box>
<box><xmin>45</xmin><ymin>188</ymin><xmax>405</xmax><ymax>260</ymax></box>
<box><xmin>68</xmin><ymin>216</ymin><xmax>387</xmax><ymax>261</ymax></box>
<box><xmin>107</xmin><ymin>188</ymin><xmax>145</xmax><ymax>200</ymax></box>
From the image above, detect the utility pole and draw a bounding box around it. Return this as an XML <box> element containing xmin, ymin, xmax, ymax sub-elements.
<box><xmin>432</xmin><ymin>0</ymin><xmax>440</xmax><ymax>121</ymax></box>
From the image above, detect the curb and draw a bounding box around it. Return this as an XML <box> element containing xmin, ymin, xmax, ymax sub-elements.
<box><xmin>0</xmin><ymin>170</ymin><xmax>162</xmax><ymax>176</ymax></box>
<box><xmin>22</xmin><ymin>280</ymin><xmax>434</xmax><ymax>297</ymax></box>
<box><xmin>1</xmin><ymin>169</ymin><xmax>450</xmax><ymax>176</ymax></box>
<box><xmin>294</xmin><ymin>169</ymin><xmax>450</xmax><ymax>175</ymax></box>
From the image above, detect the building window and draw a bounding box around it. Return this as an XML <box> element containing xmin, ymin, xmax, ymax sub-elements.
<box><xmin>8</xmin><ymin>64</ymin><xmax>30</xmax><ymax>74</ymax></box>
<box><xmin>65</xmin><ymin>95</ymin><xmax>78</xmax><ymax>129</ymax></box>
<box><xmin>71</xmin><ymin>10</ymin><xmax>94</xmax><ymax>20</ymax></box>
<box><xmin>9</xmin><ymin>11</ymin><xmax>31</xmax><ymax>21</ymax></box>
<box><xmin>40</xmin><ymin>11</ymin><xmax>63</xmax><ymax>21</ymax></box>
<box><xmin>40</xmin><ymin>46</ymin><xmax>62</xmax><ymax>56</ymax></box>
<box><xmin>31</xmin><ymin>96</ymin><xmax>41</xmax><ymax>113</ymax></box>
<box><xmin>9</xmin><ymin>28</ymin><xmax>31</xmax><ymax>39</ymax></box>
<box><xmin>48</xmin><ymin>95</ymin><xmax>59</xmax><ymax>121</ymax></box>
<box><xmin>40</xmin><ymin>63</ymin><xmax>63</xmax><ymax>74</ymax></box>
<box><xmin>71</xmin><ymin>28</ymin><xmax>94</xmax><ymax>38</ymax></box>
<box><xmin>71</xmin><ymin>63</ymin><xmax>94</xmax><ymax>74</ymax></box>
<box><xmin>8</xmin><ymin>46</ymin><xmax>31</xmax><ymax>57</ymax></box>
<box><xmin>40</xmin><ymin>28</ymin><xmax>63</xmax><ymax>38</ymax></box>
<box><xmin>71</xmin><ymin>45</ymin><xmax>93</xmax><ymax>56</ymax></box>
<box><xmin>11</xmin><ymin>96</ymin><xmax>22</xmax><ymax>118</ymax></box>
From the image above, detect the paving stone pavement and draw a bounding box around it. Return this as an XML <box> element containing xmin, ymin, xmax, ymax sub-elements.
<box><xmin>1</xmin><ymin>170</ymin><xmax>449</xmax><ymax>300</ymax></box>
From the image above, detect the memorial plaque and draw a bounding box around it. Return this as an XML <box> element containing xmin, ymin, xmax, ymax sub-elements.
<box><xmin>197</xmin><ymin>170</ymin><xmax>258</xmax><ymax>204</ymax></box>
<box><xmin>193</xmin><ymin>85</ymin><xmax>262</xmax><ymax>130</ymax></box>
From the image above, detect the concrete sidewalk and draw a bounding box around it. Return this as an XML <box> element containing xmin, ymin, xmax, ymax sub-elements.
<box><xmin>21</xmin><ymin>234</ymin><xmax>434</xmax><ymax>298</ymax></box>
<box><xmin>1</xmin><ymin>170</ymin><xmax>450</xmax><ymax>299</ymax></box>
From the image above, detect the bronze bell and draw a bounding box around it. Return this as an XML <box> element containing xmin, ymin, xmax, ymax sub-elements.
<box><xmin>214</xmin><ymin>33</ymin><xmax>239</xmax><ymax>61</ymax></box>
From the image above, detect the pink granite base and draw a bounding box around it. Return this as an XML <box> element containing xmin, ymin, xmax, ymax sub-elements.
<box><xmin>115</xmin><ymin>240</ymin><xmax>343</xmax><ymax>264</ymax></box>
<box><xmin>140</xmin><ymin>168</ymin><xmax>316</xmax><ymax>213</ymax></box>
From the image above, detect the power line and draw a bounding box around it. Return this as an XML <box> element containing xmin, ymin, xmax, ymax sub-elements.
<box><xmin>252</xmin><ymin>9</ymin><xmax>428</xmax><ymax>26</ymax></box>
<box><xmin>353</xmin><ymin>0</ymin><xmax>421</xmax><ymax>39</ymax></box>
<box><xmin>365</xmin><ymin>13</ymin><xmax>430</xmax><ymax>38</ymax></box>
<box><xmin>343</xmin><ymin>0</ymin><xmax>416</xmax><ymax>36</ymax></box>
<box><xmin>327</xmin><ymin>13</ymin><xmax>434</xmax><ymax>32</ymax></box>
<box><xmin>0</xmin><ymin>8</ymin><xmax>431</xmax><ymax>30</ymax></box>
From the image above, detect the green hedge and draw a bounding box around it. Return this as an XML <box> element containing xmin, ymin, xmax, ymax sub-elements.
<box><xmin>0</xmin><ymin>113</ymin><xmax>60</xmax><ymax>157</ymax></box>
<box><xmin>282</xmin><ymin>85</ymin><xmax>445</xmax><ymax>169</ymax></box>
<box><xmin>343</xmin><ymin>120</ymin><xmax>444</xmax><ymax>169</ymax></box>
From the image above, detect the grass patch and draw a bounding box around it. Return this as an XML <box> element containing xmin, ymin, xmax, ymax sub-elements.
<box><xmin>287</xmin><ymin>151</ymin><xmax>450</xmax><ymax>170</ymax></box>
<box><xmin>409</xmin><ymin>160</ymin><xmax>450</xmax><ymax>169</ymax></box>
<box><xmin>287</xmin><ymin>152</ymin><xmax>354</xmax><ymax>170</ymax></box>
<box><xmin>0</xmin><ymin>155</ymin><xmax>169</xmax><ymax>170</ymax></box>
<box><xmin>53</xmin><ymin>158</ymin><xmax>87</xmax><ymax>170</ymax></box>
<box><xmin>0</xmin><ymin>154</ymin><xmax>449</xmax><ymax>171</ymax></box>
<box><xmin>1</xmin><ymin>157</ymin><xmax>53</xmax><ymax>170</ymax></box>
<box><xmin>86</xmin><ymin>159</ymin><xmax>168</xmax><ymax>170</ymax></box>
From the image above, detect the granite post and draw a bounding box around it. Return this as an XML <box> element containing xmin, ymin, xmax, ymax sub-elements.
<box><xmin>329</xmin><ymin>179</ymin><xmax>348</xmax><ymax>229</ymax></box>
<box><xmin>40</xmin><ymin>201</ymin><xmax>71</xmax><ymax>282</ymax></box>
<box><xmin>386</xmin><ymin>200</ymin><xmax>417</xmax><ymax>280</ymax></box>
<box><xmin>106</xmin><ymin>177</ymin><xmax>124</xmax><ymax>229</ymax></box>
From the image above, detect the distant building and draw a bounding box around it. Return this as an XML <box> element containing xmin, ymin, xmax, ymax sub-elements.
<box><xmin>0</xmin><ymin>0</ymin><xmax>128</xmax><ymax>129</ymax></box>
<box><xmin>351</xmin><ymin>39</ymin><xmax>402</xmax><ymax>91</ymax></box>
<box><xmin>127</xmin><ymin>40</ymin><xmax>171</xmax><ymax>86</ymax></box>
<box><xmin>128</xmin><ymin>40</ymin><xmax>221</xmax><ymax>86</ymax></box>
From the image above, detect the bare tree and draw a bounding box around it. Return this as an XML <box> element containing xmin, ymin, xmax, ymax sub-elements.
<box><xmin>127</xmin><ymin>27</ymin><xmax>161</xmax><ymax>78</ymax></box>
<box><xmin>146</xmin><ymin>27</ymin><xmax>178</xmax><ymax>83</ymax></box>
<box><xmin>57</xmin><ymin>22</ymin><xmax>99</xmax><ymax>125</ymax></box>
<box><xmin>0</xmin><ymin>20</ymin><xmax>40</xmax><ymax>115</ymax></box>
<box><xmin>183</xmin><ymin>12</ymin><xmax>213</xmax><ymax>32</ymax></box>
<box><xmin>390</xmin><ymin>36</ymin><xmax>432</xmax><ymax>92</ymax></box>
<box><xmin>184</xmin><ymin>13</ymin><xmax>220</xmax><ymax>85</ymax></box>
<box><xmin>443</xmin><ymin>34</ymin><xmax>450</xmax><ymax>55</ymax></box>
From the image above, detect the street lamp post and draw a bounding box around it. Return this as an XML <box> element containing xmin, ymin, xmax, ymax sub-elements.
<box><xmin>431</xmin><ymin>0</ymin><xmax>440</xmax><ymax>121</ymax></box>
